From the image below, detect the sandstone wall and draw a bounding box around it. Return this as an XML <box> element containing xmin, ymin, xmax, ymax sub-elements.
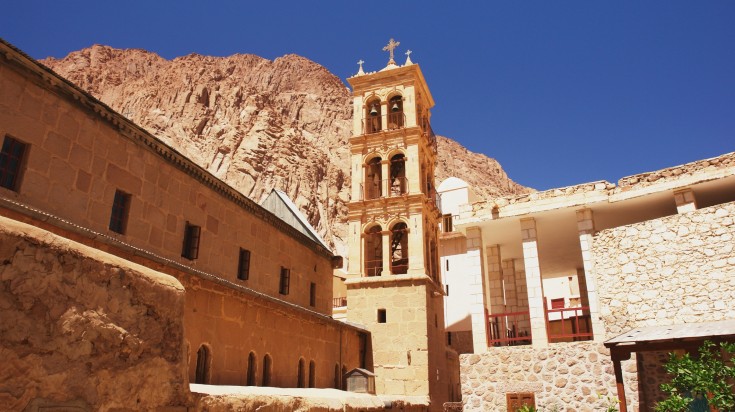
<box><xmin>0</xmin><ymin>216</ymin><xmax>189</xmax><ymax>411</ymax></box>
<box><xmin>592</xmin><ymin>201</ymin><xmax>735</xmax><ymax>337</ymax></box>
<box><xmin>0</xmin><ymin>54</ymin><xmax>334</xmax><ymax>315</ymax></box>
<box><xmin>459</xmin><ymin>342</ymin><xmax>638</xmax><ymax>412</ymax></box>
<box><xmin>182</xmin><ymin>274</ymin><xmax>367</xmax><ymax>388</ymax></box>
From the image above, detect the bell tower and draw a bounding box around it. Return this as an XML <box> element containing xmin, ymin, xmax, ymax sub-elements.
<box><xmin>345</xmin><ymin>40</ymin><xmax>452</xmax><ymax>409</ymax></box>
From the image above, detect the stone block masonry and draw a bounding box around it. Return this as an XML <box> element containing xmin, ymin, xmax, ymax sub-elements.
<box><xmin>593</xmin><ymin>201</ymin><xmax>735</xmax><ymax>337</ymax></box>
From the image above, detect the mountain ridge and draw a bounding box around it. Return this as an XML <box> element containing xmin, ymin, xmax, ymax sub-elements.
<box><xmin>41</xmin><ymin>45</ymin><xmax>531</xmax><ymax>254</ymax></box>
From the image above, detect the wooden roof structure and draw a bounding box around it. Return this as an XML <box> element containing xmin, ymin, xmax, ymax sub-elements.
<box><xmin>604</xmin><ymin>319</ymin><xmax>735</xmax><ymax>412</ymax></box>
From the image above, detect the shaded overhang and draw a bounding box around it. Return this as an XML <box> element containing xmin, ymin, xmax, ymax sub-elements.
<box><xmin>605</xmin><ymin>319</ymin><xmax>735</xmax><ymax>357</ymax></box>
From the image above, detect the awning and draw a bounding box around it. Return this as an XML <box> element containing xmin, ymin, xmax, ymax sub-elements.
<box><xmin>603</xmin><ymin>319</ymin><xmax>735</xmax><ymax>412</ymax></box>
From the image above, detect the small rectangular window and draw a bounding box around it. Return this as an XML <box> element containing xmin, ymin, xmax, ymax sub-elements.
<box><xmin>446</xmin><ymin>259</ymin><xmax>449</xmax><ymax>271</ymax></box>
<box><xmin>237</xmin><ymin>248</ymin><xmax>251</xmax><ymax>280</ymax></box>
<box><xmin>550</xmin><ymin>298</ymin><xmax>565</xmax><ymax>309</ymax></box>
<box><xmin>0</xmin><ymin>136</ymin><xmax>28</xmax><ymax>192</ymax></box>
<box><xmin>109</xmin><ymin>190</ymin><xmax>131</xmax><ymax>234</ymax></box>
<box><xmin>445</xmin><ymin>284</ymin><xmax>449</xmax><ymax>295</ymax></box>
<box><xmin>309</xmin><ymin>282</ymin><xmax>316</xmax><ymax>307</ymax></box>
<box><xmin>182</xmin><ymin>222</ymin><xmax>201</xmax><ymax>260</ymax></box>
<box><xmin>507</xmin><ymin>393</ymin><xmax>535</xmax><ymax>412</ymax></box>
<box><xmin>442</xmin><ymin>214</ymin><xmax>453</xmax><ymax>233</ymax></box>
<box><xmin>447</xmin><ymin>331</ymin><xmax>452</xmax><ymax>345</ymax></box>
<box><xmin>377</xmin><ymin>309</ymin><xmax>387</xmax><ymax>323</ymax></box>
<box><xmin>279</xmin><ymin>267</ymin><xmax>290</xmax><ymax>295</ymax></box>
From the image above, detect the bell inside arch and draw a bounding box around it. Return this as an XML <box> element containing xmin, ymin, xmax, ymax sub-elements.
<box><xmin>370</xmin><ymin>104</ymin><xmax>378</xmax><ymax>116</ymax></box>
<box><xmin>391</xmin><ymin>102</ymin><xmax>400</xmax><ymax>112</ymax></box>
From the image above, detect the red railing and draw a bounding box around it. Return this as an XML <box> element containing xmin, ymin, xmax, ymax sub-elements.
<box><xmin>333</xmin><ymin>297</ymin><xmax>347</xmax><ymax>308</ymax></box>
<box><xmin>364</xmin><ymin>259</ymin><xmax>383</xmax><ymax>277</ymax></box>
<box><xmin>545</xmin><ymin>305</ymin><xmax>593</xmax><ymax>342</ymax></box>
<box><xmin>486</xmin><ymin>310</ymin><xmax>532</xmax><ymax>347</ymax></box>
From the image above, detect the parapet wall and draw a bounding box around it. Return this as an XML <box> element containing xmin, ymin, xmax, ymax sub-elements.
<box><xmin>459</xmin><ymin>342</ymin><xmax>637</xmax><ymax>411</ymax></box>
<box><xmin>0</xmin><ymin>216</ymin><xmax>189</xmax><ymax>411</ymax></box>
<box><xmin>592</xmin><ymin>201</ymin><xmax>735</xmax><ymax>337</ymax></box>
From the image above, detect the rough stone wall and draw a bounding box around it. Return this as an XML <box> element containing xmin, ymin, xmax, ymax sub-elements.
<box><xmin>593</xmin><ymin>201</ymin><xmax>735</xmax><ymax>337</ymax></box>
<box><xmin>0</xmin><ymin>216</ymin><xmax>189</xmax><ymax>411</ymax></box>
<box><xmin>0</xmin><ymin>56</ymin><xmax>334</xmax><ymax>315</ymax></box>
<box><xmin>459</xmin><ymin>342</ymin><xmax>638</xmax><ymax>412</ymax></box>
<box><xmin>638</xmin><ymin>351</ymin><xmax>671</xmax><ymax>411</ymax></box>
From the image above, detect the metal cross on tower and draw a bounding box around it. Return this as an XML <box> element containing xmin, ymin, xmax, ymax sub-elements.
<box><xmin>383</xmin><ymin>38</ymin><xmax>400</xmax><ymax>64</ymax></box>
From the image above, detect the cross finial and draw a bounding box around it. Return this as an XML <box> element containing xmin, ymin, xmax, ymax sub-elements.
<box><xmin>357</xmin><ymin>59</ymin><xmax>365</xmax><ymax>75</ymax></box>
<box><xmin>404</xmin><ymin>50</ymin><xmax>413</xmax><ymax>66</ymax></box>
<box><xmin>382</xmin><ymin>38</ymin><xmax>400</xmax><ymax>65</ymax></box>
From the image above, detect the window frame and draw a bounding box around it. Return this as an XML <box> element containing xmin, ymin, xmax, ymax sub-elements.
<box><xmin>182</xmin><ymin>222</ymin><xmax>201</xmax><ymax>260</ymax></box>
<box><xmin>109</xmin><ymin>190</ymin><xmax>131</xmax><ymax>234</ymax></box>
<box><xmin>237</xmin><ymin>248</ymin><xmax>251</xmax><ymax>280</ymax></box>
<box><xmin>279</xmin><ymin>267</ymin><xmax>290</xmax><ymax>295</ymax></box>
<box><xmin>0</xmin><ymin>135</ymin><xmax>28</xmax><ymax>192</ymax></box>
<box><xmin>309</xmin><ymin>282</ymin><xmax>316</xmax><ymax>307</ymax></box>
<box><xmin>507</xmin><ymin>392</ymin><xmax>535</xmax><ymax>412</ymax></box>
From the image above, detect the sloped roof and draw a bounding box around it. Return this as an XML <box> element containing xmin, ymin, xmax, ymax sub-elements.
<box><xmin>261</xmin><ymin>189</ymin><xmax>330</xmax><ymax>251</ymax></box>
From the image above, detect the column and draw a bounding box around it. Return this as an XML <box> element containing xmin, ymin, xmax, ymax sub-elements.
<box><xmin>576</xmin><ymin>208</ymin><xmax>605</xmax><ymax>341</ymax></box>
<box><xmin>673</xmin><ymin>188</ymin><xmax>697</xmax><ymax>213</ymax></box>
<box><xmin>466</xmin><ymin>227</ymin><xmax>489</xmax><ymax>353</ymax></box>
<box><xmin>486</xmin><ymin>245</ymin><xmax>504</xmax><ymax>315</ymax></box>
<box><xmin>407</xmin><ymin>214</ymin><xmax>425</xmax><ymax>276</ymax></box>
<box><xmin>520</xmin><ymin>218</ymin><xmax>548</xmax><ymax>348</ymax></box>
<box><xmin>381</xmin><ymin>160</ymin><xmax>390</xmax><ymax>198</ymax></box>
<box><xmin>502</xmin><ymin>259</ymin><xmax>517</xmax><ymax>313</ymax></box>
<box><xmin>381</xmin><ymin>231</ymin><xmax>391</xmax><ymax>276</ymax></box>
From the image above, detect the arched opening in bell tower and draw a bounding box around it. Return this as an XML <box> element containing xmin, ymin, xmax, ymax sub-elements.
<box><xmin>364</xmin><ymin>156</ymin><xmax>383</xmax><ymax>199</ymax></box>
<box><xmin>389</xmin><ymin>153</ymin><xmax>407</xmax><ymax>196</ymax></box>
<box><xmin>364</xmin><ymin>224</ymin><xmax>383</xmax><ymax>277</ymax></box>
<box><xmin>365</xmin><ymin>97</ymin><xmax>382</xmax><ymax>134</ymax></box>
<box><xmin>390</xmin><ymin>222</ymin><xmax>409</xmax><ymax>275</ymax></box>
<box><xmin>388</xmin><ymin>95</ymin><xmax>404</xmax><ymax>129</ymax></box>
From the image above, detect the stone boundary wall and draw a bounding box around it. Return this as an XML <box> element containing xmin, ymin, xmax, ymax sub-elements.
<box><xmin>592</xmin><ymin>201</ymin><xmax>735</xmax><ymax>337</ymax></box>
<box><xmin>459</xmin><ymin>342</ymin><xmax>637</xmax><ymax>412</ymax></box>
<box><xmin>0</xmin><ymin>216</ymin><xmax>189</xmax><ymax>410</ymax></box>
<box><xmin>617</xmin><ymin>151</ymin><xmax>735</xmax><ymax>188</ymax></box>
<box><xmin>192</xmin><ymin>387</ymin><xmax>429</xmax><ymax>412</ymax></box>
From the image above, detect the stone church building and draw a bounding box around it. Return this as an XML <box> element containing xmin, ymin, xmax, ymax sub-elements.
<box><xmin>1</xmin><ymin>35</ymin><xmax>734</xmax><ymax>412</ymax></box>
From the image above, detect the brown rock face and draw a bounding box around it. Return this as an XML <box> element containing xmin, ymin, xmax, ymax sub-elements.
<box><xmin>41</xmin><ymin>45</ymin><xmax>529</xmax><ymax>251</ymax></box>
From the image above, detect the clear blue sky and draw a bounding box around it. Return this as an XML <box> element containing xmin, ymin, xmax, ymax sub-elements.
<box><xmin>3</xmin><ymin>1</ymin><xmax>733</xmax><ymax>190</ymax></box>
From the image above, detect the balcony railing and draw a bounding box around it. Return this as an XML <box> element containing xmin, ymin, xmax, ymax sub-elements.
<box><xmin>486</xmin><ymin>310</ymin><xmax>532</xmax><ymax>347</ymax></box>
<box><xmin>545</xmin><ymin>305</ymin><xmax>592</xmax><ymax>342</ymax></box>
<box><xmin>363</xmin><ymin>113</ymin><xmax>406</xmax><ymax>134</ymax></box>
<box><xmin>364</xmin><ymin>259</ymin><xmax>383</xmax><ymax>277</ymax></box>
<box><xmin>333</xmin><ymin>297</ymin><xmax>347</xmax><ymax>308</ymax></box>
<box><xmin>360</xmin><ymin>177</ymin><xmax>409</xmax><ymax>200</ymax></box>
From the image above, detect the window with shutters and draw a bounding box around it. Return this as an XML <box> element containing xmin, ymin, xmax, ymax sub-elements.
<box><xmin>182</xmin><ymin>222</ymin><xmax>201</xmax><ymax>260</ymax></box>
<box><xmin>279</xmin><ymin>267</ymin><xmax>290</xmax><ymax>295</ymax></box>
<box><xmin>109</xmin><ymin>190</ymin><xmax>131</xmax><ymax>234</ymax></box>
<box><xmin>507</xmin><ymin>392</ymin><xmax>535</xmax><ymax>411</ymax></box>
<box><xmin>0</xmin><ymin>135</ymin><xmax>28</xmax><ymax>192</ymax></box>
<box><xmin>238</xmin><ymin>248</ymin><xmax>251</xmax><ymax>280</ymax></box>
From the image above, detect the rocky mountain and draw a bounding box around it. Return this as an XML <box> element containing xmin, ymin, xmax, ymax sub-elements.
<box><xmin>41</xmin><ymin>45</ymin><xmax>530</xmax><ymax>254</ymax></box>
